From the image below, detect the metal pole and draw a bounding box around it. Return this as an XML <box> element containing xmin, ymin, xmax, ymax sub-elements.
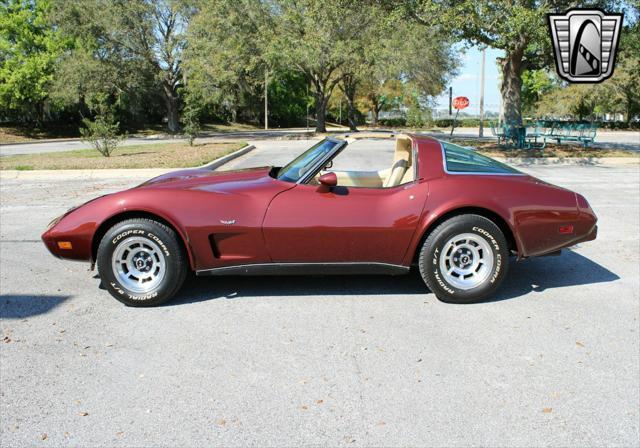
<box><xmin>306</xmin><ymin>84</ymin><xmax>309</xmax><ymax>131</ymax></box>
<box><xmin>450</xmin><ymin>109</ymin><xmax>459</xmax><ymax>136</ymax></box>
<box><xmin>339</xmin><ymin>98</ymin><xmax>342</xmax><ymax>126</ymax></box>
<box><xmin>479</xmin><ymin>48</ymin><xmax>486</xmax><ymax>138</ymax></box>
<box><xmin>264</xmin><ymin>69</ymin><xmax>268</xmax><ymax>130</ymax></box>
<box><xmin>448</xmin><ymin>87</ymin><xmax>452</xmax><ymax>116</ymax></box>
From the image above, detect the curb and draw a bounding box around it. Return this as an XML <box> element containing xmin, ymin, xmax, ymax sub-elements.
<box><xmin>0</xmin><ymin>137</ymin><xmax>81</xmax><ymax>146</ymax></box>
<box><xmin>198</xmin><ymin>144</ymin><xmax>255</xmax><ymax>170</ymax></box>
<box><xmin>0</xmin><ymin>144</ymin><xmax>257</xmax><ymax>180</ymax></box>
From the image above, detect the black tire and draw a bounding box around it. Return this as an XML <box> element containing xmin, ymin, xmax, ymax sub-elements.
<box><xmin>418</xmin><ymin>214</ymin><xmax>509</xmax><ymax>304</ymax></box>
<box><xmin>97</xmin><ymin>218</ymin><xmax>188</xmax><ymax>307</ymax></box>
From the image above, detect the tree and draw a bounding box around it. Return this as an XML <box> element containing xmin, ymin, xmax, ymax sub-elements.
<box><xmin>0</xmin><ymin>0</ymin><xmax>69</xmax><ymax>124</ymax></box>
<box><xmin>339</xmin><ymin>10</ymin><xmax>457</xmax><ymax>130</ymax></box>
<box><xmin>535</xmin><ymin>2</ymin><xmax>639</xmax><ymax>123</ymax></box>
<box><xmin>395</xmin><ymin>0</ymin><xmax>617</xmax><ymax>125</ymax></box>
<box><xmin>183</xmin><ymin>0</ymin><xmax>271</xmax><ymax>125</ymax></box>
<box><xmin>521</xmin><ymin>69</ymin><xmax>557</xmax><ymax>116</ymax></box>
<box><xmin>266</xmin><ymin>0</ymin><xmax>374</xmax><ymax>132</ymax></box>
<box><xmin>359</xmin><ymin>79</ymin><xmax>403</xmax><ymax>126</ymax></box>
<box><xmin>598</xmin><ymin>3</ymin><xmax>640</xmax><ymax>124</ymax></box>
<box><xmin>53</xmin><ymin>0</ymin><xmax>188</xmax><ymax>132</ymax></box>
<box><xmin>338</xmin><ymin>73</ymin><xmax>360</xmax><ymax>130</ymax></box>
<box><xmin>536</xmin><ymin>83</ymin><xmax>600</xmax><ymax>120</ymax></box>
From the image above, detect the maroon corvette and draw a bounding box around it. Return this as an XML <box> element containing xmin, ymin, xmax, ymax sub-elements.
<box><xmin>42</xmin><ymin>134</ymin><xmax>597</xmax><ymax>306</ymax></box>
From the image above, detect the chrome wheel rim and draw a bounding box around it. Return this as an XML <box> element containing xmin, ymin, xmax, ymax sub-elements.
<box><xmin>439</xmin><ymin>233</ymin><xmax>494</xmax><ymax>290</ymax></box>
<box><xmin>111</xmin><ymin>236</ymin><xmax>166</xmax><ymax>293</ymax></box>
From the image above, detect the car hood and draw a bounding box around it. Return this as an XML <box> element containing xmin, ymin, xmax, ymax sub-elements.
<box><xmin>138</xmin><ymin>166</ymin><xmax>274</xmax><ymax>190</ymax></box>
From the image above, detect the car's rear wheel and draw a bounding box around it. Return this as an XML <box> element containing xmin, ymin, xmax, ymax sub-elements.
<box><xmin>97</xmin><ymin>218</ymin><xmax>187</xmax><ymax>307</ymax></box>
<box><xmin>418</xmin><ymin>214</ymin><xmax>509</xmax><ymax>303</ymax></box>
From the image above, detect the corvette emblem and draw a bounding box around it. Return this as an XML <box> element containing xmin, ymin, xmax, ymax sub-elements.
<box><xmin>547</xmin><ymin>8</ymin><xmax>623</xmax><ymax>83</ymax></box>
<box><xmin>220</xmin><ymin>219</ymin><xmax>236</xmax><ymax>225</ymax></box>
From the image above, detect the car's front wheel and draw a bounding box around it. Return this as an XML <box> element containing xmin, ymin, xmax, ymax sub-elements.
<box><xmin>97</xmin><ymin>218</ymin><xmax>187</xmax><ymax>307</ymax></box>
<box><xmin>418</xmin><ymin>214</ymin><xmax>509</xmax><ymax>303</ymax></box>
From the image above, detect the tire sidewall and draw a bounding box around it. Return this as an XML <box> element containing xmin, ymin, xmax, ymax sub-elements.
<box><xmin>422</xmin><ymin>216</ymin><xmax>509</xmax><ymax>303</ymax></box>
<box><xmin>97</xmin><ymin>220</ymin><xmax>184</xmax><ymax>306</ymax></box>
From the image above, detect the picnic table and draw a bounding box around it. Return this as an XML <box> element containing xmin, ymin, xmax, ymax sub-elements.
<box><xmin>490</xmin><ymin>121</ymin><xmax>598</xmax><ymax>149</ymax></box>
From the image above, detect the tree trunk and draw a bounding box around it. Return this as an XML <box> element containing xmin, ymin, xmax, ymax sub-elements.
<box><xmin>339</xmin><ymin>77</ymin><xmax>359</xmax><ymax>131</ymax></box>
<box><xmin>371</xmin><ymin>105</ymin><xmax>380</xmax><ymax>127</ymax></box>
<box><xmin>346</xmin><ymin>96</ymin><xmax>358</xmax><ymax>131</ymax></box>
<box><xmin>163</xmin><ymin>81</ymin><xmax>180</xmax><ymax>133</ymax></box>
<box><xmin>314</xmin><ymin>92</ymin><xmax>328</xmax><ymax>133</ymax></box>
<box><xmin>499</xmin><ymin>48</ymin><xmax>524</xmax><ymax>125</ymax></box>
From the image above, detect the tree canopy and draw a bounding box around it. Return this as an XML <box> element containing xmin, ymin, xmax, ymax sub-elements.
<box><xmin>0</xmin><ymin>0</ymin><xmax>638</xmax><ymax>134</ymax></box>
<box><xmin>0</xmin><ymin>0</ymin><xmax>70</xmax><ymax>123</ymax></box>
<box><xmin>394</xmin><ymin>0</ymin><xmax>622</xmax><ymax>124</ymax></box>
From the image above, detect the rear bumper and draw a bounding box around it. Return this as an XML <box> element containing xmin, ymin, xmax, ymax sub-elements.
<box><xmin>573</xmin><ymin>224</ymin><xmax>598</xmax><ymax>245</ymax></box>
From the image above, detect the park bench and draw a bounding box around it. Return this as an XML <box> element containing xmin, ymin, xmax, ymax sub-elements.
<box><xmin>489</xmin><ymin>121</ymin><xmax>507</xmax><ymax>144</ymax></box>
<box><xmin>545</xmin><ymin>122</ymin><xmax>597</xmax><ymax>147</ymax></box>
<box><xmin>490</xmin><ymin>121</ymin><xmax>597</xmax><ymax>148</ymax></box>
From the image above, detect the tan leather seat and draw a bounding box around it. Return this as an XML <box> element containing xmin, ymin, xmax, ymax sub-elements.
<box><xmin>383</xmin><ymin>135</ymin><xmax>413</xmax><ymax>187</ymax></box>
<box><xmin>318</xmin><ymin>134</ymin><xmax>414</xmax><ymax>188</ymax></box>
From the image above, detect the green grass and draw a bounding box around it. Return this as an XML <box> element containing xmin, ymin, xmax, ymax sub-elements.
<box><xmin>0</xmin><ymin>141</ymin><xmax>247</xmax><ymax>170</ymax></box>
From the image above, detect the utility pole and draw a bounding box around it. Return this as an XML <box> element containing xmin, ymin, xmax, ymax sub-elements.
<box><xmin>306</xmin><ymin>84</ymin><xmax>309</xmax><ymax>131</ymax></box>
<box><xmin>479</xmin><ymin>47</ymin><xmax>486</xmax><ymax>138</ymax></box>
<box><xmin>264</xmin><ymin>69</ymin><xmax>268</xmax><ymax>130</ymax></box>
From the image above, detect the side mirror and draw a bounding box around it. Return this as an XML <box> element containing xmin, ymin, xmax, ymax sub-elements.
<box><xmin>317</xmin><ymin>172</ymin><xmax>337</xmax><ymax>190</ymax></box>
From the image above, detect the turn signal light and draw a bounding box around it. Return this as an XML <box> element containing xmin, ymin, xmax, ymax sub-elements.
<box><xmin>57</xmin><ymin>241</ymin><xmax>73</xmax><ymax>250</ymax></box>
<box><xmin>558</xmin><ymin>225</ymin><xmax>574</xmax><ymax>234</ymax></box>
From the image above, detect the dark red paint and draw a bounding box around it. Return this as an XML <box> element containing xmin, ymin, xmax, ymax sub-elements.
<box><xmin>42</xmin><ymin>135</ymin><xmax>597</xmax><ymax>272</ymax></box>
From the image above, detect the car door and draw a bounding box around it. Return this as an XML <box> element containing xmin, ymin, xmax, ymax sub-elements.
<box><xmin>262</xmin><ymin>180</ymin><xmax>428</xmax><ymax>265</ymax></box>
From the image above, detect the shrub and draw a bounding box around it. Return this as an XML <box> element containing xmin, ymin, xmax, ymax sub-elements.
<box><xmin>79</xmin><ymin>114</ymin><xmax>124</xmax><ymax>157</ymax></box>
<box><xmin>181</xmin><ymin>105</ymin><xmax>202</xmax><ymax>146</ymax></box>
<box><xmin>433</xmin><ymin>118</ymin><xmax>454</xmax><ymax>128</ymax></box>
<box><xmin>406</xmin><ymin>107</ymin><xmax>426</xmax><ymax>128</ymax></box>
<box><xmin>378</xmin><ymin>117</ymin><xmax>406</xmax><ymax>127</ymax></box>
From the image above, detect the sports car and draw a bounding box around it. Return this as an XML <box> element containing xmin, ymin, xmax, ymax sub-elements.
<box><xmin>42</xmin><ymin>133</ymin><xmax>597</xmax><ymax>306</ymax></box>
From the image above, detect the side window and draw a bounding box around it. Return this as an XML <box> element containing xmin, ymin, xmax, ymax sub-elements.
<box><xmin>319</xmin><ymin>139</ymin><xmax>414</xmax><ymax>188</ymax></box>
<box><xmin>443</xmin><ymin>142</ymin><xmax>521</xmax><ymax>174</ymax></box>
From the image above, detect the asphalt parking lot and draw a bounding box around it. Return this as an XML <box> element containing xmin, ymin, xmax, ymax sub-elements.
<box><xmin>1</xmin><ymin>140</ymin><xmax>639</xmax><ymax>446</ymax></box>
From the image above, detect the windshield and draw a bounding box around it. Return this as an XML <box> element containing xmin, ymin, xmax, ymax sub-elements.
<box><xmin>277</xmin><ymin>139</ymin><xmax>340</xmax><ymax>183</ymax></box>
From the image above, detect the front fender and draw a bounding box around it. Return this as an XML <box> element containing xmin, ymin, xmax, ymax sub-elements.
<box><xmin>42</xmin><ymin>190</ymin><xmax>200</xmax><ymax>269</ymax></box>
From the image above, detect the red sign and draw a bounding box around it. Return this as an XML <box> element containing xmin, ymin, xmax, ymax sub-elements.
<box><xmin>453</xmin><ymin>96</ymin><xmax>469</xmax><ymax>110</ymax></box>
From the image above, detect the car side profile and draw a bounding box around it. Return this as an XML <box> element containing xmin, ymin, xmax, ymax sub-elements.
<box><xmin>42</xmin><ymin>133</ymin><xmax>598</xmax><ymax>306</ymax></box>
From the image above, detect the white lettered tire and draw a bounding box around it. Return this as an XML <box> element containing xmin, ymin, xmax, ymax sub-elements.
<box><xmin>419</xmin><ymin>214</ymin><xmax>509</xmax><ymax>303</ymax></box>
<box><xmin>97</xmin><ymin>218</ymin><xmax>187</xmax><ymax>307</ymax></box>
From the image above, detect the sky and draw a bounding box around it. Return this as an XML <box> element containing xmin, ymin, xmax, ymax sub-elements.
<box><xmin>434</xmin><ymin>47</ymin><xmax>504</xmax><ymax>116</ymax></box>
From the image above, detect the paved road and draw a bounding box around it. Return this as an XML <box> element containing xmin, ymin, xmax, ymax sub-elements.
<box><xmin>0</xmin><ymin>128</ymin><xmax>325</xmax><ymax>157</ymax></box>
<box><xmin>1</xmin><ymin>127</ymin><xmax>638</xmax><ymax>156</ymax></box>
<box><xmin>1</xmin><ymin>141</ymin><xmax>638</xmax><ymax>446</ymax></box>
